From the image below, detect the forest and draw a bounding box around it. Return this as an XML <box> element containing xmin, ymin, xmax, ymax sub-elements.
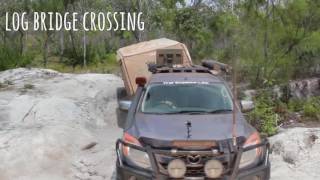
<box><xmin>0</xmin><ymin>0</ymin><xmax>319</xmax><ymax>86</ymax></box>
<box><xmin>0</xmin><ymin>2</ymin><xmax>320</xmax><ymax>180</ymax></box>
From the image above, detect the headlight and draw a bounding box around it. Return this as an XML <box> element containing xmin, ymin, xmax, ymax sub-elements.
<box><xmin>239</xmin><ymin>148</ymin><xmax>259</xmax><ymax>168</ymax></box>
<box><xmin>124</xmin><ymin>146</ymin><xmax>151</xmax><ymax>169</ymax></box>
<box><xmin>122</xmin><ymin>133</ymin><xmax>151</xmax><ymax>169</ymax></box>
<box><xmin>239</xmin><ymin>132</ymin><xmax>262</xmax><ymax>169</ymax></box>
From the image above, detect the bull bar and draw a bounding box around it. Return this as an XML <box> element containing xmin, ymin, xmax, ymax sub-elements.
<box><xmin>115</xmin><ymin>138</ymin><xmax>270</xmax><ymax>180</ymax></box>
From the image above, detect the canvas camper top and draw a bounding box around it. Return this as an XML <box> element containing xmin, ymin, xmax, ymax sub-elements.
<box><xmin>117</xmin><ymin>38</ymin><xmax>191</xmax><ymax>58</ymax></box>
<box><xmin>117</xmin><ymin>38</ymin><xmax>193</xmax><ymax>96</ymax></box>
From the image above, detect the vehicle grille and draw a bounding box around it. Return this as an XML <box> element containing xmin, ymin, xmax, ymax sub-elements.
<box><xmin>155</xmin><ymin>153</ymin><xmax>229</xmax><ymax>178</ymax></box>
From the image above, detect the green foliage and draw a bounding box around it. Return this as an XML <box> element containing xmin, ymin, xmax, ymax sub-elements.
<box><xmin>303</xmin><ymin>97</ymin><xmax>320</xmax><ymax>120</ymax></box>
<box><xmin>0</xmin><ymin>0</ymin><xmax>319</xmax><ymax>83</ymax></box>
<box><xmin>288</xmin><ymin>98</ymin><xmax>304</xmax><ymax>112</ymax></box>
<box><xmin>248</xmin><ymin>92</ymin><xmax>279</xmax><ymax>136</ymax></box>
<box><xmin>32</xmin><ymin>0</ymin><xmax>64</xmax><ymax>12</ymax></box>
<box><xmin>248</xmin><ymin>93</ymin><xmax>319</xmax><ymax>136</ymax></box>
<box><xmin>105</xmin><ymin>53</ymin><xmax>117</xmax><ymax>65</ymax></box>
<box><xmin>0</xmin><ymin>45</ymin><xmax>33</xmax><ymax>71</ymax></box>
<box><xmin>287</xmin><ymin>97</ymin><xmax>320</xmax><ymax>121</ymax></box>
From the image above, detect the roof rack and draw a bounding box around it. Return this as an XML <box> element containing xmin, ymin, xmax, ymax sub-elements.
<box><xmin>148</xmin><ymin>60</ymin><xmax>231</xmax><ymax>76</ymax></box>
<box><xmin>148</xmin><ymin>64</ymin><xmax>211</xmax><ymax>74</ymax></box>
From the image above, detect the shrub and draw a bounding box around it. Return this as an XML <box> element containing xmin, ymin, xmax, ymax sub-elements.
<box><xmin>0</xmin><ymin>45</ymin><xmax>34</xmax><ymax>71</ymax></box>
<box><xmin>303</xmin><ymin>97</ymin><xmax>320</xmax><ymax>120</ymax></box>
<box><xmin>288</xmin><ymin>98</ymin><xmax>304</xmax><ymax>112</ymax></box>
<box><xmin>248</xmin><ymin>92</ymin><xmax>279</xmax><ymax>136</ymax></box>
<box><xmin>287</xmin><ymin>97</ymin><xmax>320</xmax><ymax>121</ymax></box>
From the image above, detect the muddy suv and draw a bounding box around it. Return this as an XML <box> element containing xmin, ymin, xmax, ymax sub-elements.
<box><xmin>116</xmin><ymin>66</ymin><xmax>270</xmax><ymax>180</ymax></box>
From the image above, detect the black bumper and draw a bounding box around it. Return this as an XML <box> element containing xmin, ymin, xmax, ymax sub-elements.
<box><xmin>116</xmin><ymin>160</ymin><xmax>270</xmax><ymax>180</ymax></box>
<box><xmin>115</xmin><ymin>139</ymin><xmax>270</xmax><ymax>180</ymax></box>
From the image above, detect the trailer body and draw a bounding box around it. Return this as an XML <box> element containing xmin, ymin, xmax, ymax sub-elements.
<box><xmin>117</xmin><ymin>38</ymin><xmax>192</xmax><ymax>96</ymax></box>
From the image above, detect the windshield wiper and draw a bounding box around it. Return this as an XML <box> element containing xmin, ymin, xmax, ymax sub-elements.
<box><xmin>163</xmin><ymin>110</ymin><xmax>208</xmax><ymax>114</ymax></box>
<box><xmin>206</xmin><ymin>109</ymin><xmax>233</xmax><ymax>114</ymax></box>
<box><xmin>163</xmin><ymin>109</ymin><xmax>233</xmax><ymax>114</ymax></box>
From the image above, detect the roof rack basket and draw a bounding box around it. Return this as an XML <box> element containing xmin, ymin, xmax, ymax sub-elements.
<box><xmin>148</xmin><ymin>64</ymin><xmax>210</xmax><ymax>74</ymax></box>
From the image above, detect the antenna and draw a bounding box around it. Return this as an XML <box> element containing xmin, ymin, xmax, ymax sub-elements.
<box><xmin>230</xmin><ymin>0</ymin><xmax>238</xmax><ymax>147</ymax></box>
<box><xmin>232</xmin><ymin>59</ymin><xmax>237</xmax><ymax>147</ymax></box>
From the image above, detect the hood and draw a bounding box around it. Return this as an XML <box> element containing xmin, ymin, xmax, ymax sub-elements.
<box><xmin>127</xmin><ymin>112</ymin><xmax>255</xmax><ymax>148</ymax></box>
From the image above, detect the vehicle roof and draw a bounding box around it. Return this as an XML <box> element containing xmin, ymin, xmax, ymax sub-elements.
<box><xmin>148</xmin><ymin>72</ymin><xmax>224</xmax><ymax>84</ymax></box>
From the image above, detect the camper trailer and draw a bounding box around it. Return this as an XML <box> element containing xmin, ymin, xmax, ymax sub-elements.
<box><xmin>117</xmin><ymin>38</ymin><xmax>193</xmax><ymax>96</ymax></box>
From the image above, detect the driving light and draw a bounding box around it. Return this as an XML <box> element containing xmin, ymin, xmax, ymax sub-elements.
<box><xmin>167</xmin><ymin>159</ymin><xmax>186</xmax><ymax>178</ymax></box>
<box><xmin>204</xmin><ymin>159</ymin><xmax>224</xmax><ymax>178</ymax></box>
<box><xmin>122</xmin><ymin>133</ymin><xmax>151</xmax><ymax>169</ymax></box>
<box><xmin>239</xmin><ymin>132</ymin><xmax>262</xmax><ymax>169</ymax></box>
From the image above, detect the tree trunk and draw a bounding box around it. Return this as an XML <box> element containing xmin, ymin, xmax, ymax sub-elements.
<box><xmin>1</xmin><ymin>28</ymin><xmax>7</xmax><ymax>45</ymax></box>
<box><xmin>59</xmin><ymin>30</ymin><xmax>64</xmax><ymax>62</ymax></box>
<box><xmin>83</xmin><ymin>30</ymin><xmax>87</xmax><ymax>68</ymax></box>
<box><xmin>69</xmin><ymin>31</ymin><xmax>77</xmax><ymax>58</ymax></box>
<box><xmin>43</xmin><ymin>33</ymin><xmax>49</xmax><ymax>67</ymax></box>
<box><xmin>18</xmin><ymin>30</ymin><xmax>24</xmax><ymax>55</ymax></box>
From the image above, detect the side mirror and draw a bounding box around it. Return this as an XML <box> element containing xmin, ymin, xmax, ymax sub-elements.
<box><xmin>119</xmin><ymin>100</ymin><xmax>132</xmax><ymax>111</ymax></box>
<box><xmin>240</xmin><ymin>100</ymin><xmax>254</xmax><ymax>112</ymax></box>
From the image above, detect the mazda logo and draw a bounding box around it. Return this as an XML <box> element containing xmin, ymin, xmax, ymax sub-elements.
<box><xmin>186</xmin><ymin>155</ymin><xmax>202</xmax><ymax>164</ymax></box>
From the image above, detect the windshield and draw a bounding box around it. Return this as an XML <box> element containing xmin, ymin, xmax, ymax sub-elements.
<box><xmin>141</xmin><ymin>83</ymin><xmax>233</xmax><ymax>114</ymax></box>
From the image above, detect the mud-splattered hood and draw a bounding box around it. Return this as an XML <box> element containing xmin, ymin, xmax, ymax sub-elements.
<box><xmin>127</xmin><ymin>112</ymin><xmax>255</xmax><ymax>147</ymax></box>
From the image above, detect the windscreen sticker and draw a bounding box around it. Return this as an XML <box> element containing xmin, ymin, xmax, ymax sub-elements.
<box><xmin>162</xmin><ymin>81</ymin><xmax>209</xmax><ymax>85</ymax></box>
